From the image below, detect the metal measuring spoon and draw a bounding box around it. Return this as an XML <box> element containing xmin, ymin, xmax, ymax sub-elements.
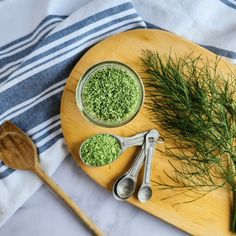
<box><xmin>79</xmin><ymin>131</ymin><xmax>148</xmax><ymax>167</ymax></box>
<box><xmin>113</xmin><ymin>129</ymin><xmax>159</xmax><ymax>200</ymax></box>
<box><xmin>112</xmin><ymin>144</ymin><xmax>146</xmax><ymax>200</ymax></box>
<box><xmin>137</xmin><ymin>130</ymin><xmax>160</xmax><ymax>202</ymax></box>
<box><xmin>113</xmin><ymin>129</ymin><xmax>164</xmax><ymax>202</ymax></box>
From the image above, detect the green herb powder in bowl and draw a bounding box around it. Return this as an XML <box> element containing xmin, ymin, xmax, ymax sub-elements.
<box><xmin>76</xmin><ymin>61</ymin><xmax>144</xmax><ymax>127</ymax></box>
<box><xmin>80</xmin><ymin>134</ymin><xmax>121</xmax><ymax>167</ymax></box>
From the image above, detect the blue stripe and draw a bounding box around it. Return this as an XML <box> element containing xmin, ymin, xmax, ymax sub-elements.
<box><xmin>1</xmin><ymin>3</ymin><xmax>136</xmax><ymax>87</ymax></box>
<box><xmin>1</xmin><ymin>93</ymin><xmax>63</xmax><ymax>169</ymax></box>
<box><xmin>145</xmin><ymin>22</ymin><xmax>166</xmax><ymax>30</ymax></box>
<box><xmin>33</xmin><ymin>124</ymin><xmax>61</xmax><ymax>143</ymax></box>
<box><xmin>0</xmin><ymin>168</ymin><xmax>15</xmax><ymax>180</ymax></box>
<box><xmin>38</xmin><ymin>134</ymin><xmax>64</xmax><ymax>153</ymax></box>
<box><xmin>0</xmin><ymin>61</ymin><xmax>21</xmax><ymax>75</ymax></box>
<box><xmin>0</xmin><ymin>19</ymin><xmax>144</xmax><ymax>114</ymax></box>
<box><xmin>0</xmin><ymin>161</ymin><xmax>4</xmax><ymax>167</ymax></box>
<box><xmin>0</xmin><ymin>20</ymin><xmax>62</xmax><ymax>57</ymax></box>
<box><xmin>23</xmin><ymin>2</ymin><xmax>134</xmax><ymax>53</ymax></box>
<box><xmin>7</xmin><ymin>13</ymin><xmax>140</xmax><ymax>83</ymax></box>
<box><xmin>0</xmin><ymin>65</ymin><xmax>20</xmax><ymax>84</ymax></box>
<box><xmin>145</xmin><ymin>21</ymin><xmax>236</xmax><ymax>59</ymax></box>
<box><xmin>2</xmin><ymin>57</ymin><xmax>73</xmax><ymax>129</ymax></box>
<box><xmin>0</xmin><ymin>15</ymin><xmax>67</xmax><ymax>51</ymax></box>
<box><xmin>0</xmin><ymin>79</ymin><xmax>66</xmax><ymax>121</ymax></box>
<box><xmin>0</xmin><ymin>21</ymin><xmax>62</xmax><ymax>68</ymax></box>
<box><xmin>201</xmin><ymin>45</ymin><xmax>236</xmax><ymax>58</ymax></box>
<box><xmin>29</xmin><ymin>116</ymin><xmax>60</xmax><ymax>137</ymax></box>
<box><xmin>0</xmin><ymin>58</ymin><xmax>72</xmax><ymax>115</ymax></box>
<box><xmin>6</xmin><ymin>85</ymin><xmax>67</xmax><ymax>133</ymax></box>
<box><xmin>219</xmin><ymin>0</ymin><xmax>236</xmax><ymax>9</ymax></box>
<box><xmin>10</xmin><ymin>92</ymin><xmax>64</xmax><ymax>134</ymax></box>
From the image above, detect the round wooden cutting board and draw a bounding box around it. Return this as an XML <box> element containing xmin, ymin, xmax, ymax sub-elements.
<box><xmin>61</xmin><ymin>29</ymin><xmax>236</xmax><ymax>236</ymax></box>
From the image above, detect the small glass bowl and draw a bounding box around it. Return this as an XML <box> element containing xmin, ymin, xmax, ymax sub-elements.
<box><xmin>76</xmin><ymin>61</ymin><xmax>144</xmax><ymax>128</ymax></box>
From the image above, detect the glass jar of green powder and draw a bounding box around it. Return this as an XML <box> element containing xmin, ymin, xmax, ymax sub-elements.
<box><xmin>76</xmin><ymin>61</ymin><xmax>144</xmax><ymax>127</ymax></box>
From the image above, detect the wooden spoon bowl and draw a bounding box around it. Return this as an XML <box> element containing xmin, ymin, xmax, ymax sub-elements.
<box><xmin>0</xmin><ymin>131</ymin><xmax>36</xmax><ymax>170</ymax></box>
<box><xmin>0</xmin><ymin>121</ymin><xmax>103</xmax><ymax>236</ymax></box>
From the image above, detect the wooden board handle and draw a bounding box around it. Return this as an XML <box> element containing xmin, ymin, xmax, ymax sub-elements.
<box><xmin>32</xmin><ymin>162</ymin><xmax>104</xmax><ymax>236</ymax></box>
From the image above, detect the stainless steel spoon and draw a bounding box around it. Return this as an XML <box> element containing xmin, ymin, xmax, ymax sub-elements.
<box><xmin>79</xmin><ymin>131</ymin><xmax>148</xmax><ymax>167</ymax></box>
<box><xmin>113</xmin><ymin>129</ymin><xmax>163</xmax><ymax>202</ymax></box>
<box><xmin>80</xmin><ymin>130</ymin><xmax>163</xmax><ymax>203</ymax></box>
<box><xmin>112</xmin><ymin>144</ymin><xmax>146</xmax><ymax>200</ymax></box>
<box><xmin>138</xmin><ymin>130</ymin><xmax>160</xmax><ymax>202</ymax></box>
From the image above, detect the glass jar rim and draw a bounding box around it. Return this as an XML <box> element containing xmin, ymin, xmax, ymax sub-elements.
<box><xmin>76</xmin><ymin>61</ymin><xmax>144</xmax><ymax>128</ymax></box>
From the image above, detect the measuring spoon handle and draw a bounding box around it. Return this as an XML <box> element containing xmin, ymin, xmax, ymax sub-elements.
<box><xmin>143</xmin><ymin>130</ymin><xmax>159</xmax><ymax>185</ymax></box>
<box><xmin>143</xmin><ymin>144</ymin><xmax>154</xmax><ymax>185</ymax></box>
<box><xmin>120</xmin><ymin>131</ymin><xmax>148</xmax><ymax>151</ymax></box>
<box><xmin>31</xmin><ymin>161</ymin><xmax>104</xmax><ymax>236</ymax></box>
<box><xmin>126</xmin><ymin>144</ymin><xmax>146</xmax><ymax>178</ymax></box>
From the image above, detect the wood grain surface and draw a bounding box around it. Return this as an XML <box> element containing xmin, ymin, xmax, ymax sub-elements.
<box><xmin>61</xmin><ymin>29</ymin><xmax>236</xmax><ymax>236</ymax></box>
<box><xmin>0</xmin><ymin>121</ymin><xmax>104</xmax><ymax>236</ymax></box>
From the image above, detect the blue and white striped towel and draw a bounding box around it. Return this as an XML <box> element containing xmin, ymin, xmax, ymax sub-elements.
<box><xmin>1</xmin><ymin>0</ymin><xmax>236</xmax><ymax>229</ymax></box>
<box><xmin>0</xmin><ymin>0</ymin><xmax>146</xmax><ymax>227</ymax></box>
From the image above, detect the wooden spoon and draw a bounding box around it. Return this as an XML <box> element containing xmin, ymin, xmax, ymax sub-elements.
<box><xmin>0</xmin><ymin>121</ymin><xmax>104</xmax><ymax>236</ymax></box>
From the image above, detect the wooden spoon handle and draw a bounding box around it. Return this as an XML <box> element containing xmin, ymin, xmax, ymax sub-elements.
<box><xmin>32</xmin><ymin>162</ymin><xmax>104</xmax><ymax>236</ymax></box>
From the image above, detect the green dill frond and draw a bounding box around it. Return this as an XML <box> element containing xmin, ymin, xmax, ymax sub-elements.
<box><xmin>141</xmin><ymin>50</ymin><xmax>236</xmax><ymax>215</ymax></box>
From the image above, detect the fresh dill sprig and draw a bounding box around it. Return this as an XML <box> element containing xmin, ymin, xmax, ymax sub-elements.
<box><xmin>141</xmin><ymin>50</ymin><xmax>236</xmax><ymax>232</ymax></box>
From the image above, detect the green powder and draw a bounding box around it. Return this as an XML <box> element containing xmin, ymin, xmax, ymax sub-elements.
<box><xmin>80</xmin><ymin>134</ymin><xmax>121</xmax><ymax>166</ymax></box>
<box><xmin>82</xmin><ymin>65</ymin><xmax>142</xmax><ymax>124</ymax></box>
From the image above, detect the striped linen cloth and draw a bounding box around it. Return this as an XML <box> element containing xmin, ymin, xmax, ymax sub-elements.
<box><xmin>0</xmin><ymin>0</ymin><xmax>146</xmax><ymax>227</ymax></box>
<box><xmin>133</xmin><ymin>0</ymin><xmax>236</xmax><ymax>64</ymax></box>
<box><xmin>1</xmin><ymin>0</ymin><xmax>236</xmax><ymax>229</ymax></box>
